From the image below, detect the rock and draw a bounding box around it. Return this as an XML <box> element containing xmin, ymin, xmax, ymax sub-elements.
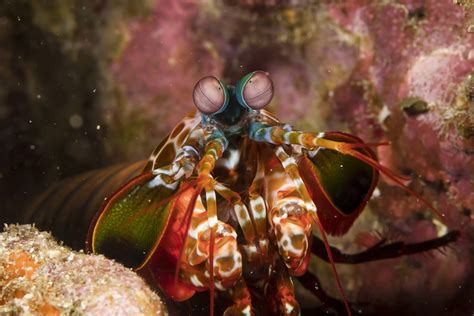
<box><xmin>0</xmin><ymin>224</ymin><xmax>167</xmax><ymax>315</ymax></box>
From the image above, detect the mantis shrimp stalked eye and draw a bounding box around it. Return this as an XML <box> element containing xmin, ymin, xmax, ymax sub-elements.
<box><xmin>193</xmin><ymin>76</ymin><xmax>229</xmax><ymax>115</ymax></box>
<box><xmin>20</xmin><ymin>70</ymin><xmax>454</xmax><ymax>316</ymax></box>
<box><xmin>236</xmin><ymin>70</ymin><xmax>274</xmax><ymax>110</ymax></box>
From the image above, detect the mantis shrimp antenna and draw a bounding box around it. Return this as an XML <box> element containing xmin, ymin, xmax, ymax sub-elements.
<box><xmin>174</xmin><ymin>182</ymin><xmax>202</xmax><ymax>284</ymax></box>
<box><xmin>347</xmin><ymin>149</ymin><xmax>446</xmax><ymax>222</ymax></box>
<box><xmin>312</xmin><ymin>212</ymin><xmax>352</xmax><ymax>315</ymax></box>
<box><xmin>208</xmin><ymin>229</ymin><xmax>216</xmax><ymax>316</ymax></box>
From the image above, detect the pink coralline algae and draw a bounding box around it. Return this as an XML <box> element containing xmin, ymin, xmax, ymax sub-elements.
<box><xmin>110</xmin><ymin>1</ymin><xmax>224</xmax><ymax>146</ymax></box>
<box><xmin>327</xmin><ymin>1</ymin><xmax>473</xmax><ymax>223</ymax></box>
<box><xmin>108</xmin><ymin>0</ymin><xmax>473</xmax><ymax>313</ymax></box>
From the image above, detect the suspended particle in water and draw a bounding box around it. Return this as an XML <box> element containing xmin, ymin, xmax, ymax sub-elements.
<box><xmin>69</xmin><ymin>114</ymin><xmax>83</xmax><ymax>129</ymax></box>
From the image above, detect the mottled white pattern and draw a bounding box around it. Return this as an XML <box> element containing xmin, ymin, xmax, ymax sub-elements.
<box><xmin>148</xmin><ymin>174</ymin><xmax>178</xmax><ymax>190</ymax></box>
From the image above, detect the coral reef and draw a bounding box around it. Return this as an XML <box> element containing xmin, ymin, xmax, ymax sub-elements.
<box><xmin>0</xmin><ymin>0</ymin><xmax>472</xmax><ymax>314</ymax></box>
<box><xmin>0</xmin><ymin>224</ymin><xmax>166</xmax><ymax>315</ymax></box>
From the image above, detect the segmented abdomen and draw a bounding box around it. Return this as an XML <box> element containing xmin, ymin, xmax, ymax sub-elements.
<box><xmin>22</xmin><ymin>161</ymin><xmax>146</xmax><ymax>250</ymax></box>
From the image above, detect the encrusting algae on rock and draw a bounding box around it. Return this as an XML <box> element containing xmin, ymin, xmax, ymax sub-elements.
<box><xmin>0</xmin><ymin>224</ymin><xmax>167</xmax><ymax>315</ymax></box>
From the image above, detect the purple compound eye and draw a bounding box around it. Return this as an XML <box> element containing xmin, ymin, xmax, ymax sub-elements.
<box><xmin>239</xmin><ymin>71</ymin><xmax>274</xmax><ymax>110</ymax></box>
<box><xmin>192</xmin><ymin>76</ymin><xmax>229</xmax><ymax>115</ymax></box>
